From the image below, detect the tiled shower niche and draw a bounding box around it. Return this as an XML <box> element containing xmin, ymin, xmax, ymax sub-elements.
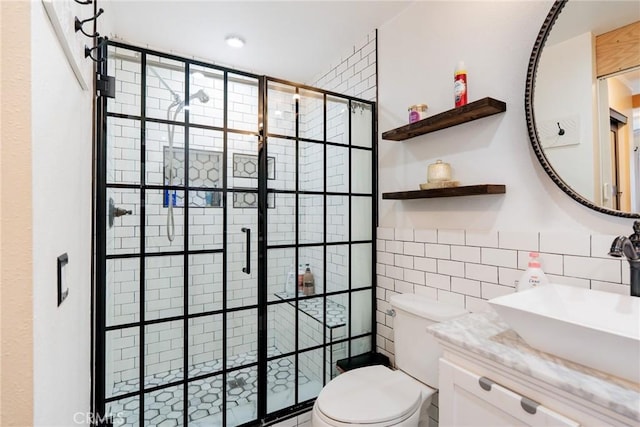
<box><xmin>99</xmin><ymin>42</ymin><xmax>376</xmax><ymax>427</ymax></box>
<box><xmin>161</xmin><ymin>148</ymin><xmax>278</xmax><ymax>208</ymax></box>
<box><xmin>232</xmin><ymin>153</ymin><xmax>275</xmax><ymax>180</ymax></box>
<box><xmin>163</xmin><ymin>147</ymin><xmax>222</xmax><ymax>208</ymax></box>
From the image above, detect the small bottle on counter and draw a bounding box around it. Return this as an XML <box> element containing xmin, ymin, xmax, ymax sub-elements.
<box><xmin>517</xmin><ymin>252</ymin><xmax>549</xmax><ymax>291</ymax></box>
<box><xmin>303</xmin><ymin>264</ymin><xmax>315</xmax><ymax>296</ymax></box>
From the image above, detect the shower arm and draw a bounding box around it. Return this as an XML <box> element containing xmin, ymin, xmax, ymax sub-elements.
<box><xmin>148</xmin><ymin>65</ymin><xmax>181</xmax><ymax>103</ymax></box>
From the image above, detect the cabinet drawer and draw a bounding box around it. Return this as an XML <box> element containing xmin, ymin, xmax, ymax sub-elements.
<box><xmin>440</xmin><ymin>359</ymin><xmax>580</xmax><ymax>427</ymax></box>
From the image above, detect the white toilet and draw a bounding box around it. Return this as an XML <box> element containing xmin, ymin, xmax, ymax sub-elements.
<box><xmin>312</xmin><ymin>293</ymin><xmax>467</xmax><ymax>427</ymax></box>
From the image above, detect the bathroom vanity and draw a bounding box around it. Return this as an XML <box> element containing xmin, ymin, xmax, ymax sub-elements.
<box><xmin>428</xmin><ymin>312</ymin><xmax>640</xmax><ymax>427</ymax></box>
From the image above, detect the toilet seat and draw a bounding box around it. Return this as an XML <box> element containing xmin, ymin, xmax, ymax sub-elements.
<box><xmin>315</xmin><ymin>366</ymin><xmax>424</xmax><ymax>425</ymax></box>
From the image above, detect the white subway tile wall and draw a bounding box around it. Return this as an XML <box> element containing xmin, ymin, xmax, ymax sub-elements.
<box><xmin>273</xmin><ymin>298</ymin><xmax>347</xmax><ymax>385</ymax></box>
<box><xmin>376</xmin><ymin>227</ymin><xmax>629</xmax><ymax>364</ymax></box>
<box><xmin>308</xmin><ymin>31</ymin><xmax>376</xmax><ymax>102</ymax></box>
<box><xmin>539</xmin><ymin>231</ymin><xmax>591</xmax><ymax>256</ymax></box>
<box><xmin>498</xmin><ymin>231</ymin><xmax>538</xmax><ymax>252</ymax></box>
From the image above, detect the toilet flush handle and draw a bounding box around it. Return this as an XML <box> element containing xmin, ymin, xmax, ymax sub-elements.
<box><xmin>386</xmin><ymin>309</ymin><xmax>396</xmax><ymax>317</ymax></box>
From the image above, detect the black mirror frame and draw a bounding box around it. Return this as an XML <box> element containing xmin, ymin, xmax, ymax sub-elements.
<box><xmin>525</xmin><ymin>0</ymin><xmax>640</xmax><ymax>219</ymax></box>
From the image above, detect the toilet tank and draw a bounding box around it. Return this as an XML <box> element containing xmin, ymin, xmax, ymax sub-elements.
<box><xmin>390</xmin><ymin>293</ymin><xmax>467</xmax><ymax>387</ymax></box>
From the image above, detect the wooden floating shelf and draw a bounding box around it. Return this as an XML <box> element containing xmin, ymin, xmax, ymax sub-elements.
<box><xmin>382</xmin><ymin>184</ymin><xmax>506</xmax><ymax>200</ymax></box>
<box><xmin>382</xmin><ymin>97</ymin><xmax>507</xmax><ymax>141</ymax></box>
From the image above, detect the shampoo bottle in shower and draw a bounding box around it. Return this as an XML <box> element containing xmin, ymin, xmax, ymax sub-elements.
<box><xmin>454</xmin><ymin>61</ymin><xmax>467</xmax><ymax>107</ymax></box>
<box><xmin>211</xmin><ymin>184</ymin><xmax>220</xmax><ymax>207</ymax></box>
<box><xmin>286</xmin><ymin>265</ymin><xmax>296</xmax><ymax>295</ymax></box>
<box><xmin>164</xmin><ymin>190</ymin><xmax>177</xmax><ymax>207</ymax></box>
<box><xmin>298</xmin><ymin>264</ymin><xmax>304</xmax><ymax>293</ymax></box>
<box><xmin>303</xmin><ymin>264</ymin><xmax>315</xmax><ymax>296</ymax></box>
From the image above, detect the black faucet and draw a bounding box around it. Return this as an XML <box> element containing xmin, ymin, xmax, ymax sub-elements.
<box><xmin>609</xmin><ymin>221</ymin><xmax>640</xmax><ymax>297</ymax></box>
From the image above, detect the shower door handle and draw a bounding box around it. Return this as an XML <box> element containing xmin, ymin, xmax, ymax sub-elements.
<box><xmin>241</xmin><ymin>227</ymin><xmax>251</xmax><ymax>274</ymax></box>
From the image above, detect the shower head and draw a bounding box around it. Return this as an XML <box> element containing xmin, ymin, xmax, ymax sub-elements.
<box><xmin>169</xmin><ymin>89</ymin><xmax>210</xmax><ymax>115</ymax></box>
<box><xmin>189</xmin><ymin>89</ymin><xmax>210</xmax><ymax>104</ymax></box>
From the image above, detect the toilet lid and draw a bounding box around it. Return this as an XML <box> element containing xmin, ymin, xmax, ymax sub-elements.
<box><xmin>316</xmin><ymin>365</ymin><xmax>422</xmax><ymax>424</ymax></box>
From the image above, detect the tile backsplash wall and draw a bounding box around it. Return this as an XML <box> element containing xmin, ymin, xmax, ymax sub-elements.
<box><xmin>375</xmin><ymin>227</ymin><xmax>631</xmax><ymax>363</ymax></box>
<box><xmin>308</xmin><ymin>31</ymin><xmax>376</xmax><ymax>102</ymax></box>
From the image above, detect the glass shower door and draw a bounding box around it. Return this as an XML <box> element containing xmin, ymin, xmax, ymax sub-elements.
<box><xmin>97</xmin><ymin>41</ymin><xmax>376</xmax><ymax>427</ymax></box>
<box><xmin>100</xmin><ymin>45</ymin><xmax>262</xmax><ymax>427</ymax></box>
<box><xmin>224</xmin><ymin>126</ymin><xmax>261</xmax><ymax>425</ymax></box>
<box><xmin>263</xmin><ymin>81</ymin><xmax>376</xmax><ymax>418</ymax></box>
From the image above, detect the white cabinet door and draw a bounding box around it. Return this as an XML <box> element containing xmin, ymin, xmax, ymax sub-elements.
<box><xmin>439</xmin><ymin>359</ymin><xmax>580</xmax><ymax>427</ymax></box>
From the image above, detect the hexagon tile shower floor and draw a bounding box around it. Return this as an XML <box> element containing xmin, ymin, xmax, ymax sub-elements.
<box><xmin>107</xmin><ymin>346</ymin><xmax>320</xmax><ymax>426</ymax></box>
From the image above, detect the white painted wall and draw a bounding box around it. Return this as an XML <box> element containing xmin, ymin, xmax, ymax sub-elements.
<box><xmin>31</xmin><ymin>1</ymin><xmax>93</xmax><ymax>425</ymax></box>
<box><xmin>377</xmin><ymin>0</ymin><xmax>633</xmax><ymax>234</ymax></box>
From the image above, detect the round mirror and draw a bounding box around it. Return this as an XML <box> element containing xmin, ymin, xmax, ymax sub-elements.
<box><xmin>526</xmin><ymin>0</ymin><xmax>640</xmax><ymax>218</ymax></box>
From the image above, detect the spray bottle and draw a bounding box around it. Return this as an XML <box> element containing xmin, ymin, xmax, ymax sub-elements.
<box><xmin>454</xmin><ymin>61</ymin><xmax>467</xmax><ymax>107</ymax></box>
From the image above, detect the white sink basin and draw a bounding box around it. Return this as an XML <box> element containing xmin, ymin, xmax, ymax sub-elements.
<box><xmin>488</xmin><ymin>283</ymin><xmax>640</xmax><ymax>384</ymax></box>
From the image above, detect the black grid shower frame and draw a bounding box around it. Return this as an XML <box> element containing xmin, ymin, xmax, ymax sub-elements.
<box><xmin>98</xmin><ymin>42</ymin><xmax>263</xmax><ymax>425</ymax></box>
<box><xmin>95</xmin><ymin>40</ymin><xmax>377</xmax><ymax>426</ymax></box>
<box><xmin>262</xmin><ymin>79</ymin><xmax>377</xmax><ymax>422</ymax></box>
<box><xmin>94</xmin><ymin>36</ymin><xmax>108</xmax><ymax>423</ymax></box>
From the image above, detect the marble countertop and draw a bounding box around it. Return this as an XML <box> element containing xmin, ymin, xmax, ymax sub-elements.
<box><xmin>427</xmin><ymin>311</ymin><xmax>640</xmax><ymax>422</ymax></box>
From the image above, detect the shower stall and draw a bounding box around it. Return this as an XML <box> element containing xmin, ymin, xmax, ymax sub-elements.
<box><xmin>94</xmin><ymin>41</ymin><xmax>376</xmax><ymax>426</ymax></box>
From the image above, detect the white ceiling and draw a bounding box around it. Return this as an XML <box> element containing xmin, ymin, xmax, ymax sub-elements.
<box><xmin>105</xmin><ymin>0</ymin><xmax>413</xmax><ymax>83</ymax></box>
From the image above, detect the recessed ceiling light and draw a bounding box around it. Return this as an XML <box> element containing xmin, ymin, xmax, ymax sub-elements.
<box><xmin>225</xmin><ymin>35</ymin><xmax>245</xmax><ymax>48</ymax></box>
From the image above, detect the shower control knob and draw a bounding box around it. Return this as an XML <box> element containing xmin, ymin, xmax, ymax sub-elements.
<box><xmin>108</xmin><ymin>197</ymin><xmax>133</xmax><ymax>229</ymax></box>
<box><xmin>113</xmin><ymin>207</ymin><xmax>132</xmax><ymax>218</ymax></box>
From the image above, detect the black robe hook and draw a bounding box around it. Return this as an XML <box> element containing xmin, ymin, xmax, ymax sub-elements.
<box><xmin>84</xmin><ymin>38</ymin><xmax>108</xmax><ymax>63</ymax></box>
<box><xmin>75</xmin><ymin>8</ymin><xmax>103</xmax><ymax>38</ymax></box>
<box><xmin>556</xmin><ymin>122</ymin><xmax>565</xmax><ymax>136</ymax></box>
<box><xmin>85</xmin><ymin>45</ymin><xmax>104</xmax><ymax>63</ymax></box>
